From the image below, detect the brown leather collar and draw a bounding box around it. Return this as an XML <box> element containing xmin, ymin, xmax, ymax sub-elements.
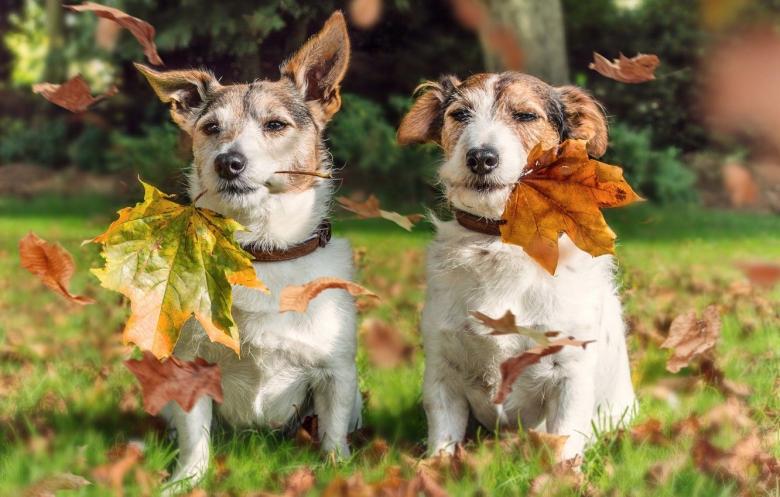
<box><xmin>242</xmin><ymin>220</ymin><xmax>331</xmax><ymax>262</ymax></box>
<box><xmin>454</xmin><ymin>209</ymin><xmax>505</xmax><ymax>236</ymax></box>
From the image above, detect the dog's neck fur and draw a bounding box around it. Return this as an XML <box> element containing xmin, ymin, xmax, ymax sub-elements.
<box><xmin>188</xmin><ymin>168</ymin><xmax>332</xmax><ymax>252</ymax></box>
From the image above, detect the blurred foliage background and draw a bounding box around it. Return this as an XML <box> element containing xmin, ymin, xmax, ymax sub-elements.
<box><xmin>1</xmin><ymin>0</ymin><xmax>779</xmax><ymax>209</ymax></box>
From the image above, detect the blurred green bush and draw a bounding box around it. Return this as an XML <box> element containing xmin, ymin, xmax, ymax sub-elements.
<box><xmin>0</xmin><ymin>116</ymin><xmax>68</xmax><ymax>166</ymax></box>
<box><xmin>106</xmin><ymin>123</ymin><xmax>189</xmax><ymax>189</ymax></box>
<box><xmin>605</xmin><ymin>122</ymin><xmax>697</xmax><ymax>204</ymax></box>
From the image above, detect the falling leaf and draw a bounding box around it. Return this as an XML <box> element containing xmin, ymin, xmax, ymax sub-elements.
<box><xmin>279</xmin><ymin>277</ymin><xmax>378</xmax><ymax>313</ymax></box>
<box><xmin>361</xmin><ymin>318</ymin><xmax>414</xmax><ymax>368</ymax></box>
<box><xmin>22</xmin><ymin>473</ymin><xmax>90</xmax><ymax>497</ymax></box>
<box><xmin>32</xmin><ymin>75</ymin><xmax>118</xmax><ymax>113</ymax></box>
<box><xmin>19</xmin><ymin>232</ymin><xmax>94</xmax><ymax>305</ymax></box>
<box><xmin>470</xmin><ymin>310</ymin><xmax>560</xmax><ymax>344</ymax></box>
<box><xmin>92</xmin><ymin>443</ymin><xmax>143</xmax><ymax>497</ymax></box>
<box><xmin>494</xmin><ymin>337</ymin><xmax>595</xmax><ymax>404</ymax></box>
<box><xmin>89</xmin><ymin>180</ymin><xmax>266</xmax><ymax>358</ymax></box>
<box><xmin>349</xmin><ymin>0</ymin><xmax>382</xmax><ymax>29</ymax></box>
<box><xmin>737</xmin><ymin>262</ymin><xmax>780</xmax><ymax>288</ymax></box>
<box><xmin>722</xmin><ymin>163</ymin><xmax>759</xmax><ymax>207</ymax></box>
<box><xmin>336</xmin><ymin>195</ymin><xmax>423</xmax><ymax>231</ymax></box>
<box><xmin>500</xmin><ymin>140</ymin><xmax>642</xmax><ymax>274</ymax></box>
<box><xmin>588</xmin><ymin>52</ymin><xmax>660</xmax><ymax>83</ymax></box>
<box><xmin>661</xmin><ymin>305</ymin><xmax>720</xmax><ymax>373</ymax></box>
<box><xmin>124</xmin><ymin>351</ymin><xmax>223</xmax><ymax>415</ymax></box>
<box><xmin>65</xmin><ymin>2</ymin><xmax>163</xmax><ymax>65</ymax></box>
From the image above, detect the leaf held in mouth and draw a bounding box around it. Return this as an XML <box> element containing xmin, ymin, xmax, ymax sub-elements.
<box><xmin>336</xmin><ymin>195</ymin><xmax>423</xmax><ymax>231</ymax></box>
<box><xmin>500</xmin><ymin>139</ymin><xmax>642</xmax><ymax>274</ymax></box>
<box><xmin>89</xmin><ymin>179</ymin><xmax>266</xmax><ymax>358</ymax></box>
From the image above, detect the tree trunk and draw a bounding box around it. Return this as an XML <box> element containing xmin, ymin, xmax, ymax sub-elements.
<box><xmin>480</xmin><ymin>0</ymin><xmax>570</xmax><ymax>85</ymax></box>
<box><xmin>44</xmin><ymin>0</ymin><xmax>66</xmax><ymax>82</ymax></box>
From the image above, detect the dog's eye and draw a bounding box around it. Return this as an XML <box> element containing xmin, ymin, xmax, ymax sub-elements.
<box><xmin>264</xmin><ymin>120</ymin><xmax>289</xmax><ymax>132</ymax></box>
<box><xmin>512</xmin><ymin>112</ymin><xmax>539</xmax><ymax>122</ymax></box>
<box><xmin>202</xmin><ymin>122</ymin><xmax>221</xmax><ymax>136</ymax></box>
<box><xmin>449</xmin><ymin>109</ymin><xmax>471</xmax><ymax>123</ymax></box>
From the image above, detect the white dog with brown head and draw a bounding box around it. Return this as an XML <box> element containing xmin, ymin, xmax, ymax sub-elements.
<box><xmin>398</xmin><ymin>72</ymin><xmax>635</xmax><ymax>461</ymax></box>
<box><xmin>136</xmin><ymin>12</ymin><xmax>361</xmax><ymax>493</ymax></box>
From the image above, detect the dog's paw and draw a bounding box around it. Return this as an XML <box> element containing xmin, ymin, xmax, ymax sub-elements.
<box><xmin>321</xmin><ymin>438</ymin><xmax>351</xmax><ymax>462</ymax></box>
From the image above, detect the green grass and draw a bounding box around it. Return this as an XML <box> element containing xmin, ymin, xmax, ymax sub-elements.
<box><xmin>1</xmin><ymin>194</ymin><xmax>779</xmax><ymax>496</ymax></box>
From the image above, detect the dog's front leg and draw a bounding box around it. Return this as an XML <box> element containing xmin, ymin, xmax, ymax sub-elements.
<box><xmin>423</xmin><ymin>358</ymin><xmax>469</xmax><ymax>456</ymax></box>
<box><xmin>544</xmin><ymin>353</ymin><xmax>596</xmax><ymax>461</ymax></box>
<box><xmin>313</xmin><ymin>365</ymin><xmax>358</xmax><ymax>458</ymax></box>
<box><xmin>161</xmin><ymin>396</ymin><xmax>212</xmax><ymax>495</ymax></box>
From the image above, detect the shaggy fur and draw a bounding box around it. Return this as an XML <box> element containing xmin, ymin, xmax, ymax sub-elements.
<box><xmin>136</xmin><ymin>12</ymin><xmax>361</xmax><ymax>493</ymax></box>
<box><xmin>398</xmin><ymin>72</ymin><xmax>635</xmax><ymax>460</ymax></box>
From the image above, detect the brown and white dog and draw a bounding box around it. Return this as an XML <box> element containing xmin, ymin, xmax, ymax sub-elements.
<box><xmin>135</xmin><ymin>12</ymin><xmax>361</xmax><ymax>493</ymax></box>
<box><xmin>398</xmin><ymin>73</ymin><xmax>635</xmax><ymax>461</ymax></box>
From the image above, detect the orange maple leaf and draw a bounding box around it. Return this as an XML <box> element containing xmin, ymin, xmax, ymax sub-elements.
<box><xmin>500</xmin><ymin>139</ymin><xmax>642</xmax><ymax>274</ymax></box>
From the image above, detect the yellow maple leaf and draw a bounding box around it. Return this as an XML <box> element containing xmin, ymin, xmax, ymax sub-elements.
<box><xmin>89</xmin><ymin>180</ymin><xmax>266</xmax><ymax>358</ymax></box>
<box><xmin>501</xmin><ymin>139</ymin><xmax>642</xmax><ymax>274</ymax></box>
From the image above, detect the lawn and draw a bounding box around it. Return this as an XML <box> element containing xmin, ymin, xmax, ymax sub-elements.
<box><xmin>1</xmin><ymin>194</ymin><xmax>779</xmax><ymax>496</ymax></box>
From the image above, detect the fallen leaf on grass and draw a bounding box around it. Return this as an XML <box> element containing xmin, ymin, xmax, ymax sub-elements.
<box><xmin>89</xmin><ymin>180</ymin><xmax>266</xmax><ymax>358</ymax></box>
<box><xmin>494</xmin><ymin>337</ymin><xmax>595</xmax><ymax>404</ymax></box>
<box><xmin>528</xmin><ymin>430</ymin><xmax>569</xmax><ymax>466</ymax></box>
<box><xmin>500</xmin><ymin>139</ymin><xmax>642</xmax><ymax>274</ymax></box>
<box><xmin>661</xmin><ymin>305</ymin><xmax>720</xmax><ymax>373</ymax></box>
<box><xmin>629</xmin><ymin>418</ymin><xmax>666</xmax><ymax>445</ymax></box>
<box><xmin>258</xmin><ymin>467</ymin><xmax>316</xmax><ymax>497</ymax></box>
<box><xmin>322</xmin><ymin>468</ymin><xmax>450</xmax><ymax>497</ymax></box>
<box><xmin>529</xmin><ymin>456</ymin><xmax>592</xmax><ymax>497</ymax></box>
<box><xmin>124</xmin><ymin>351</ymin><xmax>223</xmax><ymax>415</ymax></box>
<box><xmin>65</xmin><ymin>2</ymin><xmax>163</xmax><ymax>65</ymax></box>
<box><xmin>361</xmin><ymin>318</ymin><xmax>414</xmax><ymax>368</ymax></box>
<box><xmin>699</xmin><ymin>357</ymin><xmax>751</xmax><ymax>399</ymax></box>
<box><xmin>737</xmin><ymin>262</ymin><xmax>780</xmax><ymax>288</ymax></box>
<box><xmin>32</xmin><ymin>75</ymin><xmax>118</xmax><ymax>113</ymax></box>
<box><xmin>646</xmin><ymin>453</ymin><xmax>687</xmax><ymax>486</ymax></box>
<box><xmin>337</xmin><ymin>195</ymin><xmax>423</xmax><ymax>231</ymax></box>
<box><xmin>19</xmin><ymin>232</ymin><xmax>95</xmax><ymax>305</ymax></box>
<box><xmin>295</xmin><ymin>415</ymin><xmax>319</xmax><ymax>447</ymax></box>
<box><xmin>22</xmin><ymin>473</ymin><xmax>90</xmax><ymax>497</ymax></box>
<box><xmin>280</xmin><ymin>277</ymin><xmax>378</xmax><ymax>313</ymax></box>
<box><xmin>471</xmin><ymin>310</ymin><xmax>560</xmax><ymax>344</ymax></box>
<box><xmin>92</xmin><ymin>443</ymin><xmax>143</xmax><ymax>497</ymax></box>
<box><xmin>589</xmin><ymin>52</ymin><xmax>660</xmax><ymax>83</ymax></box>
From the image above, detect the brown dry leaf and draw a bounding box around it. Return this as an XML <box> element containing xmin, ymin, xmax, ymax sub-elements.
<box><xmin>361</xmin><ymin>318</ymin><xmax>414</xmax><ymax>368</ymax></box>
<box><xmin>692</xmin><ymin>432</ymin><xmax>764</xmax><ymax>487</ymax></box>
<box><xmin>483</xmin><ymin>24</ymin><xmax>524</xmax><ymax>71</ymax></box>
<box><xmin>33</xmin><ymin>75</ymin><xmax>118</xmax><ymax>113</ymax></box>
<box><xmin>22</xmin><ymin>473</ymin><xmax>90</xmax><ymax>497</ymax></box>
<box><xmin>630</xmin><ymin>418</ymin><xmax>667</xmax><ymax>445</ymax></box>
<box><xmin>65</xmin><ymin>2</ymin><xmax>163</xmax><ymax>65</ymax></box>
<box><xmin>349</xmin><ymin>0</ymin><xmax>382</xmax><ymax>29</ymax></box>
<box><xmin>257</xmin><ymin>467</ymin><xmax>315</xmax><ymax>497</ymax></box>
<box><xmin>471</xmin><ymin>310</ymin><xmax>560</xmax><ymax>344</ymax></box>
<box><xmin>19</xmin><ymin>232</ymin><xmax>95</xmax><ymax>305</ymax></box>
<box><xmin>529</xmin><ymin>456</ymin><xmax>591</xmax><ymax>497</ymax></box>
<box><xmin>92</xmin><ymin>443</ymin><xmax>143</xmax><ymax>497</ymax></box>
<box><xmin>494</xmin><ymin>337</ymin><xmax>595</xmax><ymax>404</ymax></box>
<box><xmin>279</xmin><ymin>277</ymin><xmax>378</xmax><ymax>313</ymax></box>
<box><xmin>501</xmin><ymin>140</ymin><xmax>642</xmax><ymax>274</ymax></box>
<box><xmin>737</xmin><ymin>262</ymin><xmax>780</xmax><ymax>288</ymax></box>
<box><xmin>588</xmin><ymin>52</ymin><xmax>660</xmax><ymax>84</ymax></box>
<box><xmin>295</xmin><ymin>415</ymin><xmax>319</xmax><ymax>447</ymax></box>
<box><xmin>95</xmin><ymin>17</ymin><xmax>121</xmax><ymax>50</ymax></box>
<box><xmin>336</xmin><ymin>195</ymin><xmax>423</xmax><ymax>231</ymax></box>
<box><xmin>528</xmin><ymin>430</ymin><xmax>569</xmax><ymax>466</ymax></box>
<box><xmin>699</xmin><ymin>358</ymin><xmax>752</xmax><ymax>399</ymax></box>
<box><xmin>661</xmin><ymin>305</ymin><xmax>720</xmax><ymax>373</ymax></box>
<box><xmin>722</xmin><ymin>163</ymin><xmax>759</xmax><ymax>207</ymax></box>
<box><xmin>700</xmin><ymin>397</ymin><xmax>755</xmax><ymax>431</ymax></box>
<box><xmin>124</xmin><ymin>351</ymin><xmax>223</xmax><ymax>415</ymax></box>
<box><xmin>646</xmin><ymin>453</ymin><xmax>687</xmax><ymax>486</ymax></box>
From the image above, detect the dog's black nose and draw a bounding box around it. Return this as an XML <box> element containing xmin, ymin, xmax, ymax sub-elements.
<box><xmin>214</xmin><ymin>151</ymin><xmax>247</xmax><ymax>180</ymax></box>
<box><xmin>466</xmin><ymin>146</ymin><xmax>499</xmax><ymax>175</ymax></box>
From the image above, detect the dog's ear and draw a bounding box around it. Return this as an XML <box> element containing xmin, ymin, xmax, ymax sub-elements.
<box><xmin>280</xmin><ymin>11</ymin><xmax>350</xmax><ymax>123</ymax></box>
<box><xmin>134</xmin><ymin>63</ymin><xmax>220</xmax><ymax>132</ymax></box>
<box><xmin>554</xmin><ymin>86</ymin><xmax>608</xmax><ymax>158</ymax></box>
<box><xmin>397</xmin><ymin>75</ymin><xmax>460</xmax><ymax>145</ymax></box>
